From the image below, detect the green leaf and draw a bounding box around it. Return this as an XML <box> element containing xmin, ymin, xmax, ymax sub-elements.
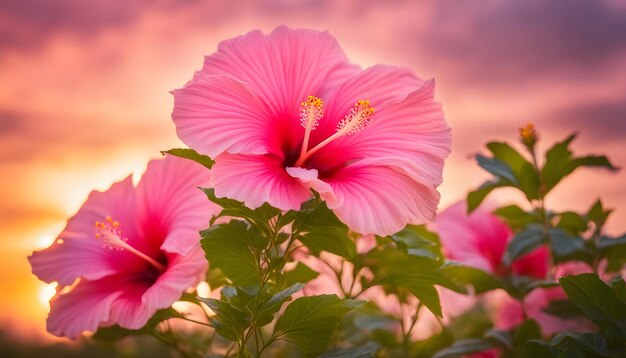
<box><xmin>484</xmin><ymin>328</ymin><xmax>512</xmax><ymax>349</ymax></box>
<box><xmin>506</xmin><ymin>224</ymin><xmax>546</xmax><ymax>262</ymax></box>
<box><xmin>440</xmin><ymin>262</ymin><xmax>503</xmax><ymax>294</ymax></box>
<box><xmin>524</xmin><ymin>340</ymin><xmax>561</xmax><ymax>357</ymax></box>
<box><xmin>379</xmin><ymin>274</ymin><xmax>443</xmax><ymax>317</ymax></box>
<box><xmin>411</xmin><ymin>330</ymin><xmax>454</xmax><ymax>357</ymax></box>
<box><xmin>547</xmin><ymin>228</ymin><xmax>592</xmax><ymax>264</ymax></box>
<box><xmin>320</xmin><ymin>342</ymin><xmax>380</xmax><ymax>357</ymax></box>
<box><xmin>254</xmin><ymin>283</ymin><xmax>305</xmax><ymax>327</ymax></box>
<box><xmin>198</xmin><ymin>296</ymin><xmax>250</xmax><ymax>341</ymax></box>
<box><xmin>162</xmin><ymin>148</ymin><xmax>215</xmax><ymax>169</ymax></box>
<box><xmin>493</xmin><ymin>205</ymin><xmax>540</xmax><ymax>230</ymax></box>
<box><xmin>598</xmin><ymin>235</ymin><xmax>626</xmax><ymax>272</ymax></box>
<box><xmin>200</xmin><ymin>220</ymin><xmax>261</xmax><ymax>285</ymax></box>
<box><xmin>390</xmin><ymin>225</ymin><xmax>443</xmax><ymax>260</ymax></box>
<box><xmin>476</xmin><ymin>154</ymin><xmax>519</xmax><ymax>184</ymax></box>
<box><xmin>432</xmin><ymin>338</ymin><xmax>495</xmax><ymax>358</ymax></box>
<box><xmin>467</xmin><ymin>180</ymin><xmax>507</xmax><ymax>213</ymax></box>
<box><xmin>292</xmin><ymin>200</ymin><xmax>355</xmax><ymax>258</ymax></box>
<box><xmin>560</xmin><ymin>273</ymin><xmax>626</xmax><ymax>336</ymax></box>
<box><xmin>486</xmin><ymin>142</ymin><xmax>540</xmax><ymax>199</ymax></box>
<box><xmin>273</xmin><ymin>295</ymin><xmax>364</xmax><ymax>354</ymax></box>
<box><xmin>541</xmin><ymin>134</ymin><xmax>618</xmax><ymax>194</ymax></box>
<box><xmin>283</xmin><ymin>262</ymin><xmax>320</xmax><ymax>287</ymax></box>
<box><xmin>556</xmin><ymin>212</ymin><xmax>588</xmax><ymax>235</ymax></box>
<box><xmin>542</xmin><ymin>299</ymin><xmax>584</xmax><ymax>319</ymax></box>
<box><xmin>551</xmin><ymin>332</ymin><xmax>608</xmax><ymax>355</ymax></box>
<box><xmin>201</xmin><ymin>188</ymin><xmax>280</xmax><ymax>226</ymax></box>
<box><xmin>513</xmin><ymin>319</ymin><xmax>541</xmax><ymax>346</ymax></box>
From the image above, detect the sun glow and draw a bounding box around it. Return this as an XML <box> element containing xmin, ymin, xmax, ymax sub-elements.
<box><xmin>37</xmin><ymin>282</ymin><xmax>57</xmax><ymax>307</ymax></box>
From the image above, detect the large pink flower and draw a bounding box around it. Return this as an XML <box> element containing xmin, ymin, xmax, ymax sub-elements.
<box><xmin>29</xmin><ymin>156</ymin><xmax>217</xmax><ymax>338</ymax></box>
<box><xmin>172</xmin><ymin>26</ymin><xmax>450</xmax><ymax>235</ymax></box>
<box><xmin>431</xmin><ymin>201</ymin><xmax>549</xmax><ymax>278</ymax></box>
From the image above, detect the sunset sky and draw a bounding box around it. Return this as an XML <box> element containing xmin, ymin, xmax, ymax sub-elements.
<box><xmin>1</xmin><ymin>0</ymin><xmax>625</xmax><ymax>342</ymax></box>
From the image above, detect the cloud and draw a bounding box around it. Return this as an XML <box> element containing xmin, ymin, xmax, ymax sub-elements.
<box><xmin>417</xmin><ymin>0</ymin><xmax>626</xmax><ymax>86</ymax></box>
<box><xmin>547</xmin><ymin>99</ymin><xmax>626</xmax><ymax>142</ymax></box>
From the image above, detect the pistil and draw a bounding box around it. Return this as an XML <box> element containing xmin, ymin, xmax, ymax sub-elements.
<box><xmin>95</xmin><ymin>216</ymin><xmax>166</xmax><ymax>272</ymax></box>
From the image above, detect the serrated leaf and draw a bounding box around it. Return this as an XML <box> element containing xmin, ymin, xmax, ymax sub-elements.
<box><xmin>494</xmin><ymin>205</ymin><xmax>540</xmax><ymax>230</ymax></box>
<box><xmin>541</xmin><ymin>134</ymin><xmax>618</xmax><ymax>194</ymax></box>
<box><xmin>440</xmin><ymin>262</ymin><xmax>503</xmax><ymax>294</ymax></box>
<box><xmin>201</xmin><ymin>187</ymin><xmax>280</xmax><ymax>226</ymax></box>
<box><xmin>198</xmin><ymin>296</ymin><xmax>250</xmax><ymax>341</ymax></box>
<box><xmin>542</xmin><ymin>299</ymin><xmax>585</xmax><ymax>319</ymax></box>
<box><xmin>273</xmin><ymin>295</ymin><xmax>364</xmax><ymax>354</ymax></box>
<box><xmin>283</xmin><ymin>262</ymin><xmax>320</xmax><ymax>287</ymax></box>
<box><xmin>513</xmin><ymin>319</ymin><xmax>541</xmax><ymax>346</ymax></box>
<box><xmin>556</xmin><ymin>212</ymin><xmax>588</xmax><ymax>235</ymax></box>
<box><xmin>547</xmin><ymin>228</ymin><xmax>592</xmax><ymax>264</ymax></box>
<box><xmin>467</xmin><ymin>180</ymin><xmax>507</xmax><ymax>213</ymax></box>
<box><xmin>598</xmin><ymin>235</ymin><xmax>626</xmax><ymax>272</ymax></box>
<box><xmin>551</xmin><ymin>332</ymin><xmax>608</xmax><ymax>355</ymax></box>
<box><xmin>486</xmin><ymin>141</ymin><xmax>540</xmax><ymax>199</ymax></box>
<box><xmin>560</xmin><ymin>273</ymin><xmax>626</xmax><ymax>336</ymax></box>
<box><xmin>432</xmin><ymin>338</ymin><xmax>495</xmax><ymax>358</ymax></box>
<box><xmin>391</xmin><ymin>225</ymin><xmax>442</xmax><ymax>260</ymax></box>
<box><xmin>506</xmin><ymin>224</ymin><xmax>546</xmax><ymax>262</ymax></box>
<box><xmin>320</xmin><ymin>342</ymin><xmax>380</xmax><ymax>358</ymax></box>
<box><xmin>162</xmin><ymin>148</ymin><xmax>215</xmax><ymax>169</ymax></box>
<box><xmin>201</xmin><ymin>220</ymin><xmax>261</xmax><ymax>285</ymax></box>
<box><xmin>292</xmin><ymin>200</ymin><xmax>355</xmax><ymax>258</ymax></box>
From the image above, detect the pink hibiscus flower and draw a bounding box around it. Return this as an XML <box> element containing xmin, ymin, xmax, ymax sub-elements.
<box><xmin>493</xmin><ymin>262</ymin><xmax>596</xmax><ymax>335</ymax></box>
<box><xmin>29</xmin><ymin>156</ymin><xmax>217</xmax><ymax>339</ymax></box>
<box><xmin>431</xmin><ymin>200</ymin><xmax>549</xmax><ymax>278</ymax></box>
<box><xmin>172</xmin><ymin>26</ymin><xmax>450</xmax><ymax>235</ymax></box>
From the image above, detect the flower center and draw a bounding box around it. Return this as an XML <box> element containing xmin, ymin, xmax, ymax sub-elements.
<box><xmin>295</xmin><ymin>97</ymin><xmax>374</xmax><ymax>167</ymax></box>
<box><xmin>95</xmin><ymin>216</ymin><xmax>166</xmax><ymax>273</ymax></box>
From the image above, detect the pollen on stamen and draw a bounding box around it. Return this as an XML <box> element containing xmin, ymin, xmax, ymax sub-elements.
<box><xmin>94</xmin><ymin>216</ymin><xmax>128</xmax><ymax>251</ymax></box>
<box><xmin>300</xmin><ymin>95</ymin><xmax>324</xmax><ymax>130</ymax></box>
<box><xmin>337</xmin><ymin>99</ymin><xmax>375</xmax><ymax>135</ymax></box>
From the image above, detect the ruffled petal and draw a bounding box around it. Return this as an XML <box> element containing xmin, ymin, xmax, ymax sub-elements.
<box><xmin>29</xmin><ymin>177</ymin><xmax>139</xmax><ymax>286</ymax></box>
<box><xmin>312</xmin><ymin>65</ymin><xmax>424</xmax><ymax>142</ymax></box>
<box><xmin>211</xmin><ymin>152</ymin><xmax>311</xmax><ymax>211</ymax></box>
<box><xmin>142</xmin><ymin>248</ymin><xmax>207</xmax><ymax>309</ymax></box>
<box><xmin>46</xmin><ymin>278</ymin><xmax>124</xmax><ymax>339</ymax></box>
<box><xmin>321</xmin><ymin>158</ymin><xmax>441</xmax><ymax>235</ymax></box>
<box><xmin>310</xmin><ymin>79</ymin><xmax>450</xmax><ymax>185</ymax></box>
<box><xmin>189</xmin><ymin>26</ymin><xmax>359</xmax><ymax>155</ymax></box>
<box><xmin>136</xmin><ymin>156</ymin><xmax>218</xmax><ymax>256</ymax></box>
<box><xmin>107</xmin><ymin>281</ymin><xmax>155</xmax><ymax>330</ymax></box>
<box><xmin>172</xmin><ymin>75</ymin><xmax>276</xmax><ymax>157</ymax></box>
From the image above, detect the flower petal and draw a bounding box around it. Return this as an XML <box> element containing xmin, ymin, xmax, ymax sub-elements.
<box><xmin>212</xmin><ymin>152</ymin><xmax>311</xmax><ymax>211</ymax></box>
<box><xmin>432</xmin><ymin>201</ymin><xmax>511</xmax><ymax>274</ymax></box>
<box><xmin>172</xmin><ymin>74</ymin><xmax>276</xmax><ymax>157</ymax></box>
<box><xmin>29</xmin><ymin>177</ymin><xmax>138</xmax><ymax>286</ymax></box>
<box><xmin>311</xmin><ymin>79</ymin><xmax>450</xmax><ymax>185</ymax></box>
<box><xmin>107</xmin><ymin>282</ymin><xmax>155</xmax><ymax>330</ymax></box>
<box><xmin>187</xmin><ymin>26</ymin><xmax>359</xmax><ymax>156</ymax></box>
<box><xmin>46</xmin><ymin>278</ymin><xmax>124</xmax><ymax>339</ymax></box>
<box><xmin>312</xmin><ymin>65</ymin><xmax>424</xmax><ymax>141</ymax></box>
<box><xmin>136</xmin><ymin>156</ymin><xmax>218</xmax><ymax>256</ymax></box>
<box><xmin>321</xmin><ymin>158</ymin><xmax>441</xmax><ymax>235</ymax></box>
<box><xmin>142</xmin><ymin>248</ymin><xmax>207</xmax><ymax>309</ymax></box>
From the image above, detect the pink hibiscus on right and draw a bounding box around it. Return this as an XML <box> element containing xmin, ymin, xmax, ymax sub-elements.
<box><xmin>172</xmin><ymin>26</ymin><xmax>451</xmax><ymax>236</ymax></box>
<box><xmin>432</xmin><ymin>200</ymin><xmax>548</xmax><ymax>278</ymax></box>
<box><xmin>432</xmin><ymin>200</ymin><xmax>594</xmax><ymax>336</ymax></box>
